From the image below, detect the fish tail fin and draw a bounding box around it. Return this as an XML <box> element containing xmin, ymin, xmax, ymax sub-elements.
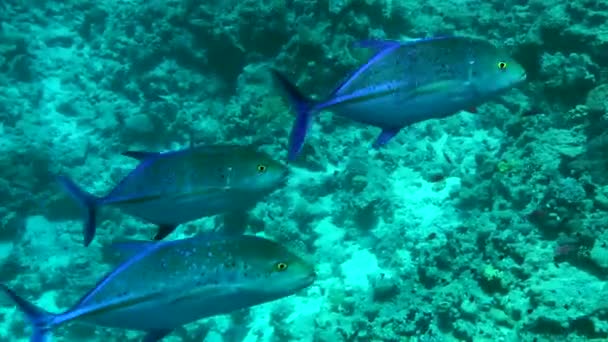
<box><xmin>271</xmin><ymin>69</ymin><xmax>316</xmax><ymax>161</ymax></box>
<box><xmin>0</xmin><ymin>284</ymin><xmax>56</xmax><ymax>342</ymax></box>
<box><xmin>56</xmin><ymin>175</ymin><xmax>100</xmax><ymax>247</ymax></box>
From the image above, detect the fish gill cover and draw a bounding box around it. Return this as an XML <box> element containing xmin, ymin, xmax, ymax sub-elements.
<box><xmin>0</xmin><ymin>0</ymin><xmax>608</xmax><ymax>341</ymax></box>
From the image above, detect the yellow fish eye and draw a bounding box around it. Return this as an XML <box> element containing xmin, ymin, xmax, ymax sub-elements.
<box><xmin>256</xmin><ymin>164</ymin><xmax>267</xmax><ymax>173</ymax></box>
<box><xmin>275</xmin><ymin>262</ymin><xmax>288</xmax><ymax>271</ymax></box>
<box><xmin>497</xmin><ymin>61</ymin><xmax>507</xmax><ymax>70</ymax></box>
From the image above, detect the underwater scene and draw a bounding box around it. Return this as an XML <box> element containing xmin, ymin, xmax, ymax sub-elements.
<box><xmin>1</xmin><ymin>0</ymin><xmax>608</xmax><ymax>341</ymax></box>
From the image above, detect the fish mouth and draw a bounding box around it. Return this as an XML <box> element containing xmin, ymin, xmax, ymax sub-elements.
<box><xmin>293</xmin><ymin>272</ymin><xmax>317</xmax><ymax>292</ymax></box>
<box><xmin>306</xmin><ymin>271</ymin><xmax>317</xmax><ymax>285</ymax></box>
<box><xmin>519</xmin><ymin>71</ymin><xmax>527</xmax><ymax>82</ymax></box>
<box><xmin>279</xmin><ymin>169</ymin><xmax>290</xmax><ymax>184</ymax></box>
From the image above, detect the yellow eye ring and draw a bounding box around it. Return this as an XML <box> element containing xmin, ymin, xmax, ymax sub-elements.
<box><xmin>257</xmin><ymin>164</ymin><xmax>267</xmax><ymax>173</ymax></box>
<box><xmin>497</xmin><ymin>62</ymin><xmax>507</xmax><ymax>70</ymax></box>
<box><xmin>275</xmin><ymin>262</ymin><xmax>288</xmax><ymax>271</ymax></box>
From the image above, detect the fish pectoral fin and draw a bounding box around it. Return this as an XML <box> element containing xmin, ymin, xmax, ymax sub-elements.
<box><xmin>143</xmin><ymin>329</ymin><xmax>173</xmax><ymax>342</ymax></box>
<box><xmin>121</xmin><ymin>151</ymin><xmax>161</xmax><ymax>161</ymax></box>
<box><xmin>372</xmin><ymin>128</ymin><xmax>400</xmax><ymax>148</ymax></box>
<box><xmin>153</xmin><ymin>224</ymin><xmax>179</xmax><ymax>241</ymax></box>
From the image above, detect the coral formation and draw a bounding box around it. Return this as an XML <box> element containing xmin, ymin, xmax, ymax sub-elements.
<box><xmin>1</xmin><ymin>0</ymin><xmax>608</xmax><ymax>341</ymax></box>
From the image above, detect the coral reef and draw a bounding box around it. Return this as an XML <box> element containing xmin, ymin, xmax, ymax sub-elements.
<box><xmin>1</xmin><ymin>0</ymin><xmax>608</xmax><ymax>341</ymax></box>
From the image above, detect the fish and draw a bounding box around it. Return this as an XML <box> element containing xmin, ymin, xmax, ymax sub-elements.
<box><xmin>271</xmin><ymin>36</ymin><xmax>528</xmax><ymax>160</ymax></box>
<box><xmin>57</xmin><ymin>145</ymin><xmax>289</xmax><ymax>246</ymax></box>
<box><xmin>0</xmin><ymin>234</ymin><xmax>316</xmax><ymax>342</ymax></box>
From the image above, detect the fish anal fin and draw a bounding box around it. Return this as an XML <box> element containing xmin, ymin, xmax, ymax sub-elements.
<box><xmin>122</xmin><ymin>151</ymin><xmax>160</xmax><ymax>161</ymax></box>
<box><xmin>153</xmin><ymin>224</ymin><xmax>178</xmax><ymax>241</ymax></box>
<box><xmin>372</xmin><ymin>128</ymin><xmax>400</xmax><ymax>149</ymax></box>
<box><xmin>143</xmin><ymin>329</ymin><xmax>173</xmax><ymax>342</ymax></box>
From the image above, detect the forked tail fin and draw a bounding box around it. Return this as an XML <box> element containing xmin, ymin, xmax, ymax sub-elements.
<box><xmin>56</xmin><ymin>175</ymin><xmax>100</xmax><ymax>247</ymax></box>
<box><xmin>0</xmin><ymin>284</ymin><xmax>57</xmax><ymax>342</ymax></box>
<box><xmin>270</xmin><ymin>69</ymin><xmax>317</xmax><ymax>161</ymax></box>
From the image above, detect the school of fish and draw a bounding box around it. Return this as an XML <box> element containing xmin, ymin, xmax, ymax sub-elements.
<box><xmin>2</xmin><ymin>36</ymin><xmax>527</xmax><ymax>341</ymax></box>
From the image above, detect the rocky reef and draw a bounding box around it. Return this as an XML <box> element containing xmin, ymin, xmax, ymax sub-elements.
<box><xmin>1</xmin><ymin>0</ymin><xmax>608</xmax><ymax>341</ymax></box>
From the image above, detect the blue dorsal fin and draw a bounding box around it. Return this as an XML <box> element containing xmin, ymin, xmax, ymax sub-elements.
<box><xmin>353</xmin><ymin>36</ymin><xmax>453</xmax><ymax>50</ymax></box>
<box><xmin>331</xmin><ymin>40</ymin><xmax>402</xmax><ymax>96</ymax></box>
<box><xmin>74</xmin><ymin>239</ymin><xmax>165</xmax><ymax>309</ymax></box>
<box><xmin>331</xmin><ymin>36</ymin><xmax>455</xmax><ymax>96</ymax></box>
<box><xmin>352</xmin><ymin>39</ymin><xmax>402</xmax><ymax>50</ymax></box>
<box><xmin>105</xmin><ymin>240</ymin><xmax>160</xmax><ymax>260</ymax></box>
<box><xmin>121</xmin><ymin>151</ymin><xmax>160</xmax><ymax>161</ymax></box>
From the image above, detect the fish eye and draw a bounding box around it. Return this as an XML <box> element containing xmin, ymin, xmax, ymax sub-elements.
<box><xmin>497</xmin><ymin>61</ymin><xmax>507</xmax><ymax>70</ymax></box>
<box><xmin>256</xmin><ymin>164</ymin><xmax>267</xmax><ymax>173</ymax></box>
<box><xmin>275</xmin><ymin>262</ymin><xmax>288</xmax><ymax>271</ymax></box>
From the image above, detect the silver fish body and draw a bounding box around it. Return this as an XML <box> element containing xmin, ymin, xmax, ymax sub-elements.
<box><xmin>1</xmin><ymin>234</ymin><xmax>315</xmax><ymax>341</ymax></box>
<box><xmin>272</xmin><ymin>36</ymin><xmax>527</xmax><ymax>160</ymax></box>
<box><xmin>57</xmin><ymin>145</ymin><xmax>288</xmax><ymax>245</ymax></box>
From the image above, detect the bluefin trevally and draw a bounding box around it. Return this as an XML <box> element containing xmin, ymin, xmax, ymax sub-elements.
<box><xmin>1</xmin><ymin>234</ymin><xmax>316</xmax><ymax>341</ymax></box>
<box><xmin>272</xmin><ymin>36</ymin><xmax>527</xmax><ymax>160</ymax></box>
<box><xmin>57</xmin><ymin>145</ymin><xmax>289</xmax><ymax>245</ymax></box>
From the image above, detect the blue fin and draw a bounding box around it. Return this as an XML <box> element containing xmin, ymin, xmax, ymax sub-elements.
<box><xmin>143</xmin><ymin>329</ymin><xmax>173</xmax><ymax>341</ymax></box>
<box><xmin>108</xmin><ymin>237</ymin><xmax>183</xmax><ymax>255</ymax></box>
<box><xmin>337</xmin><ymin>37</ymin><xmax>454</xmax><ymax>96</ymax></box>
<box><xmin>153</xmin><ymin>224</ymin><xmax>178</xmax><ymax>241</ymax></box>
<box><xmin>353</xmin><ymin>37</ymin><xmax>453</xmax><ymax>50</ymax></box>
<box><xmin>351</xmin><ymin>39</ymin><xmax>401</xmax><ymax>50</ymax></box>
<box><xmin>121</xmin><ymin>151</ymin><xmax>161</xmax><ymax>161</ymax></box>
<box><xmin>109</xmin><ymin>239</ymin><xmax>158</xmax><ymax>254</ymax></box>
<box><xmin>332</xmin><ymin>40</ymin><xmax>402</xmax><ymax>96</ymax></box>
<box><xmin>0</xmin><ymin>284</ymin><xmax>56</xmax><ymax>342</ymax></box>
<box><xmin>271</xmin><ymin>69</ymin><xmax>316</xmax><ymax>161</ymax></box>
<box><xmin>372</xmin><ymin>128</ymin><xmax>400</xmax><ymax>148</ymax></box>
<box><xmin>56</xmin><ymin>176</ymin><xmax>100</xmax><ymax>247</ymax></box>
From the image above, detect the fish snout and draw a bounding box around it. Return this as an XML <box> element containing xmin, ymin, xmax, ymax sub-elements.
<box><xmin>307</xmin><ymin>271</ymin><xmax>317</xmax><ymax>284</ymax></box>
<box><xmin>519</xmin><ymin>70</ymin><xmax>527</xmax><ymax>82</ymax></box>
<box><xmin>280</xmin><ymin>169</ymin><xmax>290</xmax><ymax>183</ymax></box>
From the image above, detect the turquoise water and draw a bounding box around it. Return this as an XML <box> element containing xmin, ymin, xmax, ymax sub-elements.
<box><xmin>1</xmin><ymin>0</ymin><xmax>608</xmax><ymax>341</ymax></box>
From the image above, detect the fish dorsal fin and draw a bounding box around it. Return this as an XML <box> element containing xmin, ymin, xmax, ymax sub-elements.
<box><xmin>105</xmin><ymin>240</ymin><xmax>160</xmax><ymax>261</ymax></box>
<box><xmin>72</xmin><ymin>240</ymin><xmax>164</xmax><ymax>310</ymax></box>
<box><xmin>331</xmin><ymin>40</ymin><xmax>402</xmax><ymax>96</ymax></box>
<box><xmin>351</xmin><ymin>39</ymin><xmax>402</xmax><ymax>51</ymax></box>
<box><xmin>352</xmin><ymin>36</ymin><xmax>454</xmax><ymax>52</ymax></box>
<box><xmin>121</xmin><ymin>151</ymin><xmax>161</xmax><ymax>161</ymax></box>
